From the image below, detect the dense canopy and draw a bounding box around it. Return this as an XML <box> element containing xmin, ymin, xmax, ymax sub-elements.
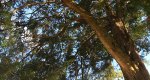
<box><xmin>0</xmin><ymin>0</ymin><xmax>150</xmax><ymax>80</ymax></box>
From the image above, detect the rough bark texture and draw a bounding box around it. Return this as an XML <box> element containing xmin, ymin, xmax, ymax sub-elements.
<box><xmin>62</xmin><ymin>0</ymin><xmax>150</xmax><ymax>80</ymax></box>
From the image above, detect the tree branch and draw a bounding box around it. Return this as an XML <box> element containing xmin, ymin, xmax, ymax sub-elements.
<box><xmin>61</xmin><ymin>0</ymin><xmax>138</xmax><ymax>71</ymax></box>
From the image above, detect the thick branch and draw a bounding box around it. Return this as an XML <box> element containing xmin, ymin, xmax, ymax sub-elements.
<box><xmin>62</xmin><ymin>0</ymin><xmax>129</xmax><ymax>65</ymax></box>
<box><xmin>62</xmin><ymin>1</ymin><xmax>150</xmax><ymax>80</ymax></box>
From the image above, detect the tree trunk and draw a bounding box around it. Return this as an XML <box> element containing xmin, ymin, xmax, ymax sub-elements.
<box><xmin>62</xmin><ymin>1</ymin><xmax>150</xmax><ymax>80</ymax></box>
<box><xmin>105</xmin><ymin>17</ymin><xmax>150</xmax><ymax>80</ymax></box>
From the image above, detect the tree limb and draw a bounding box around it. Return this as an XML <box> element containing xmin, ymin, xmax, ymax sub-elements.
<box><xmin>62</xmin><ymin>0</ymin><xmax>131</xmax><ymax>62</ymax></box>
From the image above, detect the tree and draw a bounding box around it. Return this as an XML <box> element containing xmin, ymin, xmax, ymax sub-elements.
<box><xmin>0</xmin><ymin>0</ymin><xmax>150</xmax><ymax>80</ymax></box>
<box><xmin>62</xmin><ymin>0</ymin><xmax>150</xmax><ymax>80</ymax></box>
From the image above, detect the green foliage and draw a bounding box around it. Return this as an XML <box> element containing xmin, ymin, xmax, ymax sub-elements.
<box><xmin>0</xmin><ymin>0</ymin><xmax>150</xmax><ymax>79</ymax></box>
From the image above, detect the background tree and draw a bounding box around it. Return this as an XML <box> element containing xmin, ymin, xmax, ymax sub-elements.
<box><xmin>0</xmin><ymin>0</ymin><xmax>150</xmax><ymax>80</ymax></box>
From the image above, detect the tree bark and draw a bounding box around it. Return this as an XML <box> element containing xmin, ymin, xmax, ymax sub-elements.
<box><xmin>62</xmin><ymin>0</ymin><xmax>150</xmax><ymax>80</ymax></box>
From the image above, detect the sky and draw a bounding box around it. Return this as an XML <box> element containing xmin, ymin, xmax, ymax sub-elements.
<box><xmin>144</xmin><ymin>53</ymin><xmax>150</xmax><ymax>73</ymax></box>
